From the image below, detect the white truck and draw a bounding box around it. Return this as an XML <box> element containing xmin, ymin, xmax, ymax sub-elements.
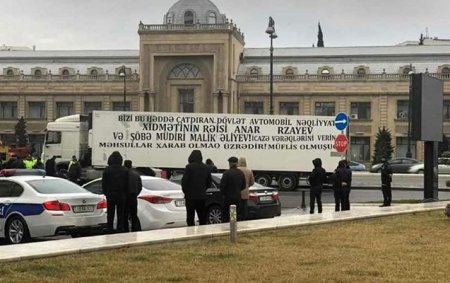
<box><xmin>43</xmin><ymin>111</ymin><xmax>343</xmax><ymax>190</ymax></box>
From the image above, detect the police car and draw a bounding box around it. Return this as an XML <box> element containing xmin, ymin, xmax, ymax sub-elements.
<box><xmin>0</xmin><ymin>169</ymin><xmax>107</xmax><ymax>244</ymax></box>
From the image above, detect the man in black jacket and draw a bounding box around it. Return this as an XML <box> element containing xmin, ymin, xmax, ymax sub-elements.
<box><xmin>124</xmin><ymin>160</ymin><xmax>142</xmax><ymax>232</ymax></box>
<box><xmin>380</xmin><ymin>158</ymin><xmax>393</xmax><ymax>207</ymax></box>
<box><xmin>102</xmin><ymin>151</ymin><xmax>128</xmax><ymax>233</ymax></box>
<box><xmin>181</xmin><ymin>150</ymin><xmax>212</xmax><ymax>226</ymax></box>
<box><xmin>308</xmin><ymin>158</ymin><xmax>327</xmax><ymax>214</ymax></box>
<box><xmin>333</xmin><ymin>160</ymin><xmax>352</xmax><ymax>212</ymax></box>
<box><xmin>220</xmin><ymin>156</ymin><xmax>246</xmax><ymax>223</ymax></box>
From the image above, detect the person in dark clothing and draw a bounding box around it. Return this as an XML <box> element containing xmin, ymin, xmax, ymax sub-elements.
<box><xmin>333</xmin><ymin>160</ymin><xmax>352</xmax><ymax>212</ymax></box>
<box><xmin>102</xmin><ymin>151</ymin><xmax>129</xmax><ymax>233</ymax></box>
<box><xmin>33</xmin><ymin>157</ymin><xmax>45</xmax><ymax>170</ymax></box>
<box><xmin>124</xmin><ymin>160</ymin><xmax>142</xmax><ymax>232</ymax></box>
<box><xmin>220</xmin><ymin>156</ymin><xmax>246</xmax><ymax>223</ymax></box>
<box><xmin>67</xmin><ymin>157</ymin><xmax>81</xmax><ymax>184</ymax></box>
<box><xmin>341</xmin><ymin>160</ymin><xmax>353</xmax><ymax>211</ymax></box>
<box><xmin>205</xmin><ymin>158</ymin><xmax>218</xmax><ymax>173</ymax></box>
<box><xmin>308</xmin><ymin>158</ymin><xmax>327</xmax><ymax>214</ymax></box>
<box><xmin>380</xmin><ymin>158</ymin><xmax>393</xmax><ymax>207</ymax></box>
<box><xmin>11</xmin><ymin>156</ymin><xmax>26</xmax><ymax>169</ymax></box>
<box><xmin>45</xmin><ymin>156</ymin><xmax>57</xmax><ymax>176</ymax></box>
<box><xmin>4</xmin><ymin>154</ymin><xmax>18</xmax><ymax>169</ymax></box>
<box><xmin>181</xmin><ymin>150</ymin><xmax>212</xmax><ymax>226</ymax></box>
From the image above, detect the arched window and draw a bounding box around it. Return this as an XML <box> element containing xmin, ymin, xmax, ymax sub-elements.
<box><xmin>34</xmin><ymin>69</ymin><xmax>42</xmax><ymax>78</ymax></box>
<box><xmin>184</xmin><ymin>11</ymin><xmax>194</xmax><ymax>25</ymax></box>
<box><xmin>90</xmin><ymin>69</ymin><xmax>98</xmax><ymax>78</ymax></box>
<box><xmin>442</xmin><ymin>67</ymin><xmax>450</xmax><ymax>77</ymax></box>
<box><xmin>166</xmin><ymin>13</ymin><xmax>174</xmax><ymax>24</ymax></box>
<box><xmin>402</xmin><ymin>67</ymin><xmax>412</xmax><ymax>75</ymax></box>
<box><xmin>168</xmin><ymin>63</ymin><xmax>203</xmax><ymax>79</ymax></box>
<box><xmin>357</xmin><ymin>68</ymin><xmax>366</xmax><ymax>77</ymax></box>
<box><xmin>208</xmin><ymin>12</ymin><xmax>217</xmax><ymax>24</ymax></box>
<box><xmin>6</xmin><ymin>69</ymin><xmax>14</xmax><ymax>76</ymax></box>
<box><xmin>62</xmin><ymin>69</ymin><xmax>69</xmax><ymax>79</ymax></box>
<box><xmin>285</xmin><ymin>68</ymin><xmax>294</xmax><ymax>77</ymax></box>
<box><xmin>250</xmin><ymin>68</ymin><xmax>259</xmax><ymax>78</ymax></box>
<box><xmin>321</xmin><ymin>69</ymin><xmax>330</xmax><ymax>75</ymax></box>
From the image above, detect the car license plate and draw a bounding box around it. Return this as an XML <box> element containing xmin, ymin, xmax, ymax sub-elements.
<box><xmin>259</xmin><ymin>196</ymin><xmax>272</xmax><ymax>202</ymax></box>
<box><xmin>73</xmin><ymin>205</ymin><xmax>95</xmax><ymax>213</ymax></box>
<box><xmin>175</xmin><ymin>200</ymin><xmax>185</xmax><ymax>207</ymax></box>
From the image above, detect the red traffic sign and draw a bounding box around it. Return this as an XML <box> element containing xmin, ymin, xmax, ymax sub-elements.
<box><xmin>335</xmin><ymin>134</ymin><xmax>348</xmax><ymax>153</ymax></box>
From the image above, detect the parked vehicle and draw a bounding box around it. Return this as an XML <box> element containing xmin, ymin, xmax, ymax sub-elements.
<box><xmin>171</xmin><ymin>173</ymin><xmax>281</xmax><ymax>224</ymax></box>
<box><xmin>407</xmin><ymin>157</ymin><xmax>450</xmax><ymax>174</ymax></box>
<box><xmin>0</xmin><ymin>169</ymin><xmax>107</xmax><ymax>244</ymax></box>
<box><xmin>348</xmin><ymin>161</ymin><xmax>366</xmax><ymax>171</ymax></box>
<box><xmin>82</xmin><ymin>176</ymin><xmax>186</xmax><ymax>230</ymax></box>
<box><xmin>370</xmin><ymin>158</ymin><xmax>422</xmax><ymax>173</ymax></box>
<box><xmin>42</xmin><ymin>111</ymin><xmax>342</xmax><ymax>191</ymax></box>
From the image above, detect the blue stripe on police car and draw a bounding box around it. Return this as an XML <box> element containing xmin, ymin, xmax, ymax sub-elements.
<box><xmin>0</xmin><ymin>203</ymin><xmax>44</xmax><ymax>219</ymax></box>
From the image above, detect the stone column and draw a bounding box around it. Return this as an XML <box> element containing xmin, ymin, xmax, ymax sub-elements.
<box><xmin>213</xmin><ymin>92</ymin><xmax>219</xmax><ymax>113</ymax></box>
<box><xmin>148</xmin><ymin>91</ymin><xmax>156</xmax><ymax>112</ymax></box>
<box><xmin>222</xmin><ymin>92</ymin><xmax>229</xmax><ymax>114</ymax></box>
<box><xmin>138</xmin><ymin>92</ymin><xmax>145</xmax><ymax>112</ymax></box>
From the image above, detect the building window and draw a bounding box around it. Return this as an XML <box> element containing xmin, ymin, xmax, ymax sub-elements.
<box><xmin>396</xmin><ymin>137</ymin><xmax>416</xmax><ymax>158</ymax></box>
<box><xmin>279</xmin><ymin>102</ymin><xmax>299</xmax><ymax>115</ymax></box>
<box><xmin>314</xmin><ymin>102</ymin><xmax>335</xmax><ymax>116</ymax></box>
<box><xmin>402</xmin><ymin>67</ymin><xmax>412</xmax><ymax>75</ymax></box>
<box><xmin>285</xmin><ymin>68</ymin><xmax>294</xmax><ymax>78</ymax></box>
<box><xmin>397</xmin><ymin>100</ymin><xmax>409</xmax><ymax>120</ymax></box>
<box><xmin>62</xmin><ymin>69</ymin><xmax>70</xmax><ymax>78</ymax></box>
<box><xmin>444</xmin><ymin>100</ymin><xmax>450</xmax><ymax>120</ymax></box>
<box><xmin>0</xmin><ymin>102</ymin><xmax>17</xmax><ymax>119</ymax></box>
<box><xmin>250</xmin><ymin>68</ymin><xmax>259</xmax><ymax>78</ymax></box>
<box><xmin>28</xmin><ymin>102</ymin><xmax>46</xmax><ymax>119</ymax></box>
<box><xmin>442</xmin><ymin>67</ymin><xmax>450</xmax><ymax>79</ymax></box>
<box><xmin>90</xmin><ymin>69</ymin><xmax>98</xmax><ymax>79</ymax></box>
<box><xmin>179</xmin><ymin>89</ymin><xmax>194</xmax><ymax>113</ymax></box>
<box><xmin>350</xmin><ymin>137</ymin><xmax>370</xmax><ymax>162</ymax></box>
<box><xmin>350</xmin><ymin>102</ymin><xmax>371</xmax><ymax>120</ymax></box>
<box><xmin>166</xmin><ymin>13</ymin><xmax>174</xmax><ymax>24</ymax></box>
<box><xmin>208</xmin><ymin>12</ymin><xmax>217</xmax><ymax>24</ymax></box>
<box><xmin>34</xmin><ymin>69</ymin><xmax>42</xmax><ymax>78</ymax></box>
<box><xmin>244</xmin><ymin>102</ymin><xmax>264</xmax><ymax>114</ymax></box>
<box><xmin>169</xmin><ymin>63</ymin><xmax>203</xmax><ymax>79</ymax></box>
<box><xmin>55</xmin><ymin>102</ymin><xmax>74</xmax><ymax>118</ymax></box>
<box><xmin>83</xmin><ymin>102</ymin><xmax>102</xmax><ymax>114</ymax></box>
<box><xmin>184</xmin><ymin>11</ymin><xmax>194</xmax><ymax>24</ymax></box>
<box><xmin>112</xmin><ymin>102</ymin><xmax>131</xmax><ymax>111</ymax></box>
<box><xmin>6</xmin><ymin>69</ymin><xmax>14</xmax><ymax>77</ymax></box>
<box><xmin>356</xmin><ymin>68</ymin><xmax>366</xmax><ymax>77</ymax></box>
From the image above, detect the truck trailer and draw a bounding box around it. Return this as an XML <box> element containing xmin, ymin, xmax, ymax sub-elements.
<box><xmin>43</xmin><ymin>111</ymin><xmax>344</xmax><ymax>190</ymax></box>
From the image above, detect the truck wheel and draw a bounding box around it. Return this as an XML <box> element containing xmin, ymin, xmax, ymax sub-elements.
<box><xmin>278</xmin><ymin>175</ymin><xmax>298</xmax><ymax>191</ymax></box>
<box><xmin>6</xmin><ymin>216</ymin><xmax>30</xmax><ymax>244</ymax></box>
<box><xmin>255</xmin><ymin>174</ymin><xmax>271</xmax><ymax>187</ymax></box>
<box><xmin>206</xmin><ymin>205</ymin><xmax>222</xmax><ymax>224</ymax></box>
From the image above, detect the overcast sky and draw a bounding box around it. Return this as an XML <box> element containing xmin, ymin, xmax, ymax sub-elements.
<box><xmin>1</xmin><ymin>0</ymin><xmax>449</xmax><ymax>50</ymax></box>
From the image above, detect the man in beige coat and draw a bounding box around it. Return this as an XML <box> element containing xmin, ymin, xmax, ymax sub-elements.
<box><xmin>238</xmin><ymin>157</ymin><xmax>255</xmax><ymax>220</ymax></box>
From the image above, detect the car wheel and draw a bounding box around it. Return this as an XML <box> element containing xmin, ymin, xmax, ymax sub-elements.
<box><xmin>206</xmin><ymin>205</ymin><xmax>222</xmax><ymax>224</ymax></box>
<box><xmin>278</xmin><ymin>175</ymin><xmax>297</xmax><ymax>191</ymax></box>
<box><xmin>255</xmin><ymin>174</ymin><xmax>271</xmax><ymax>187</ymax></box>
<box><xmin>417</xmin><ymin>169</ymin><xmax>424</xmax><ymax>174</ymax></box>
<box><xmin>6</xmin><ymin>216</ymin><xmax>30</xmax><ymax>244</ymax></box>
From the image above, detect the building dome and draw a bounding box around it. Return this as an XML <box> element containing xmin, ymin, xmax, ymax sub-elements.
<box><xmin>164</xmin><ymin>0</ymin><xmax>226</xmax><ymax>25</ymax></box>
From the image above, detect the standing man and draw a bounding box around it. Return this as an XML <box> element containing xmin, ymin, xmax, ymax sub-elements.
<box><xmin>181</xmin><ymin>150</ymin><xmax>212</xmax><ymax>226</ymax></box>
<box><xmin>308</xmin><ymin>158</ymin><xmax>326</xmax><ymax>214</ymax></box>
<box><xmin>237</xmin><ymin>157</ymin><xmax>255</xmax><ymax>220</ymax></box>
<box><xmin>220</xmin><ymin>156</ymin><xmax>246</xmax><ymax>223</ymax></box>
<box><xmin>102</xmin><ymin>151</ymin><xmax>128</xmax><ymax>233</ymax></box>
<box><xmin>124</xmin><ymin>160</ymin><xmax>142</xmax><ymax>232</ymax></box>
<box><xmin>380</xmin><ymin>158</ymin><xmax>393</xmax><ymax>207</ymax></box>
<box><xmin>67</xmin><ymin>156</ymin><xmax>81</xmax><ymax>184</ymax></box>
<box><xmin>45</xmin><ymin>156</ymin><xmax>57</xmax><ymax>177</ymax></box>
<box><xmin>333</xmin><ymin>160</ymin><xmax>351</xmax><ymax>212</ymax></box>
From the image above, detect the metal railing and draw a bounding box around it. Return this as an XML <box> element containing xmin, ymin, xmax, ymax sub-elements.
<box><xmin>0</xmin><ymin>74</ymin><xmax>139</xmax><ymax>82</ymax></box>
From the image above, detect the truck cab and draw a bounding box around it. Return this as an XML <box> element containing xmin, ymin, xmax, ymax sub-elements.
<box><xmin>42</xmin><ymin>115</ymin><xmax>89</xmax><ymax>170</ymax></box>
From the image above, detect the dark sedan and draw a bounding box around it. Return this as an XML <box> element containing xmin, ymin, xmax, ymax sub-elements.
<box><xmin>370</xmin><ymin>158</ymin><xmax>422</xmax><ymax>173</ymax></box>
<box><xmin>170</xmin><ymin>173</ymin><xmax>281</xmax><ymax>224</ymax></box>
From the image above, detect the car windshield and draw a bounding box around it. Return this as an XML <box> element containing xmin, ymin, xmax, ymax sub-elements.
<box><xmin>142</xmin><ymin>179</ymin><xmax>181</xmax><ymax>191</ymax></box>
<box><xmin>27</xmin><ymin>179</ymin><xmax>88</xmax><ymax>194</ymax></box>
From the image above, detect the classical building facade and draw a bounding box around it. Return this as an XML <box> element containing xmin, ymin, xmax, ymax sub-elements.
<box><xmin>1</xmin><ymin>0</ymin><xmax>450</xmax><ymax>162</ymax></box>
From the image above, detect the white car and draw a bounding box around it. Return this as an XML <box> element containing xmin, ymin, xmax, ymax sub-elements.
<box><xmin>83</xmin><ymin>176</ymin><xmax>186</xmax><ymax>231</ymax></box>
<box><xmin>408</xmin><ymin>157</ymin><xmax>450</xmax><ymax>174</ymax></box>
<box><xmin>0</xmin><ymin>169</ymin><xmax>107</xmax><ymax>244</ymax></box>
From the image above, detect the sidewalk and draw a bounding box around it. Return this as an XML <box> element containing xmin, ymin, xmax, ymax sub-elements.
<box><xmin>0</xmin><ymin>201</ymin><xmax>447</xmax><ymax>263</ymax></box>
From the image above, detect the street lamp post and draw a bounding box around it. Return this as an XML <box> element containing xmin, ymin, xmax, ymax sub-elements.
<box><xmin>406</xmin><ymin>68</ymin><xmax>414</xmax><ymax>158</ymax></box>
<box><xmin>266</xmin><ymin>17</ymin><xmax>277</xmax><ymax>115</ymax></box>
<box><xmin>119</xmin><ymin>65</ymin><xmax>127</xmax><ymax>111</ymax></box>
